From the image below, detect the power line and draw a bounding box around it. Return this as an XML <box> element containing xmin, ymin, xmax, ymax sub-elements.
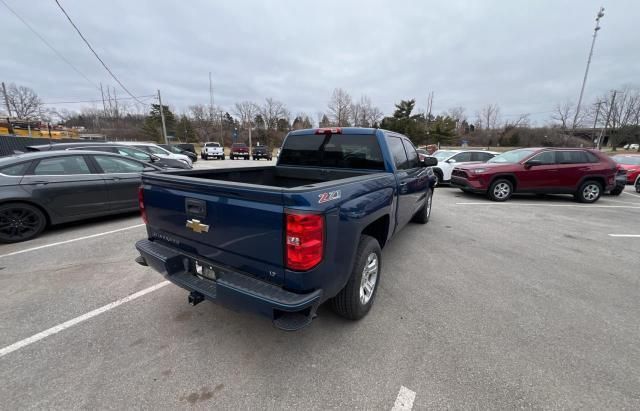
<box><xmin>53</xmin><ymin>0</ymin><xmax>147</xmax><ymax>106</ymax></box>
<box><xmin>42</xmin><ymin>94</ymin><xmax>156</xmax><ymax>105</ymax></box>
<box><xmin>0</xmin><ymin>0</ymin><xmax>99</xmax><ymax>91</ymax></box>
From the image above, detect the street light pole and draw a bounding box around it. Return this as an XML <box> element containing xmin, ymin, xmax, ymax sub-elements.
<box><xmin>572</xmin><ymin>7</ymin><xmax>605</xmax><ymax>132</ymax></box>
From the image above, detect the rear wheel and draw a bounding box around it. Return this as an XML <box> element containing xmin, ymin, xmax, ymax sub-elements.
<box><xmin>412</xmin><ymin>189</ymin><xmax>433</xmax><ymax>224</ymax></box>
<box><xmin>433</xmin><ymin>169</ymin><xmax>443</xmax><ymax>187</ymax></box>
<box><xmin>488</xmin><ymin>179</ymin><xmax>513</xmax><ymax>202</ymax></box>
<box><xmin>576</xmin><ymin>180</ymin><xmax>602</xmax><ymax>203</ymax></box>
<box><xmin>0</xmin><ymin>203</ymin><xmax>47</xmax><ymax>243</ymax></box>
<box><xmin>636</xmin><ymin>180</ymin><xmax>640</xmax><ymax>193</ymax></box>
<box><xmin>331</xmin><ymin>235</ymin><xmax>381</xmax><ymax>320</ymax></box>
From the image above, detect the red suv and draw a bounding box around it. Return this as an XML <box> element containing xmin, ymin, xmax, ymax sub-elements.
<box><xmin>612</xmin><ymin>155</ymin><xmax>640</xmax><ymax>185</ymax></box>
<box><xmin>450</xmin><ymin>148</ymin><xmax>617</xmax><ymax>202</ymax></box>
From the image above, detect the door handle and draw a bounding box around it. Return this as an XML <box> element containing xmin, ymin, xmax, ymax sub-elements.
<box><xmin>32</xmin><ymin>180</ymin><xmax>49</xmax><ymax>185</ymax></box>
<box><xmin>110</xmin><ymin>177</ymin><xmax>122</xmax><ymax>181</ymax></box>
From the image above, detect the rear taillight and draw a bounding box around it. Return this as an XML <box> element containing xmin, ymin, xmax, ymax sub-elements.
<box><xmin>138</xmin><ymin>185</ymin><xmax>147</xmax><ymax>224</ymax></box>
<box><xmin>315</xmin><ymin>127</ymin><xmax>342</xmax><ymax>135</ymax></box>
<box><xmin>285</xmin><ymin>212</ymin><xmax>324</xmax><ymax>271</ymax></box>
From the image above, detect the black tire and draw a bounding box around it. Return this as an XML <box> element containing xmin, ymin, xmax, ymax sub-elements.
<box><xmin>433</xmin><ymin>169</ymin><xmax>443</xmax><ymax>187</ymax></box>
<box><xmin>331</xmin><ymin>235</ymin><xmax>381</xmax><ymax>320</ymax></box>
<box><xmin>412</xmin><ymin>189</ymin><xmax>433</xmax><ymax>224</ymax></box>
<box><xmin>609</xmin><ymin>186</ymin><xmax>624</xmax><ymax>196</ymax></box>
<box><xmin>576</xmin><ymin>180</ymin><xmax>602</xmax><ymax>203</ymax></box>
<box><xmin>636</xmin><ymin>181</ymin><xmax>640</xmax><ymax>193</ymax></box>
<box><xmin>488</xmin><ymin>178</ymin><xmax>513</xmax><ymax>202</ymax></box>
<box><xmin>0</xmin><ymin>202</ymin><xmax>47</xmax><ymax>243</ymax></box>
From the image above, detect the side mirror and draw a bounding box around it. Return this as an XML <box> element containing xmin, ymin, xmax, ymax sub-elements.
<box><xmin>524</xmin><ymin>159</ymin><xmax>542</xmax><ymax>169</ymax></box>
<box><xmin>446</xmin><ymin>158</ymin><xmax>456</xmax><ymax>164</ymax></box>
<box><xmin>149</xmin><ymin>154</ymin><xmax>161</xmax><ymax>162</ymax></box>
<box><xmin>421</xmin><ymin>156</ymin><xmax>438</xmax><ymax>167</ymax></box>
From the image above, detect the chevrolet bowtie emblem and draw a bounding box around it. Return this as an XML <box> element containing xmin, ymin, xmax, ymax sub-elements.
<box><xmin>186</xmin><ymin>219</ymin><xmax>209</xmax><ymax>233</ymax></box>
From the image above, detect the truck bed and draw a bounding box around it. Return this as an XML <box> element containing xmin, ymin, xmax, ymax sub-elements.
<box><xmin>161</xmin><ymin>166</ymin><xmax>375</xmax><ymax>189</ymax></box>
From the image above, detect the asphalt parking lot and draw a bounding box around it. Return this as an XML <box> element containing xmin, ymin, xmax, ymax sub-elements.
<box><xmin>1</xmin><ymin>162</ymin><xmax>639</xmax><ymax>409</ymax></box>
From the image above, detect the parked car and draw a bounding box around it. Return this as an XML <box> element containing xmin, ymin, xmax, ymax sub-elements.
<box><xmin>27</xmin><ymin>142</ymin><xmax>190</xmax><ymax>169</ymax></box>
<box><xmin>230</xmin><ymin>143</ymin><xmax>250</xmax><ymax>160</ymax></box>
<box><xmin>610</xmin><ymin>166</ymin><xmax>626</xmax><ymax>196</ymax></box>
<box><xmin>252</xmin><ymin>145</ymin><xmax>272</xmax><ymax>160</ymax></box>
<box><xmin>636</xmin><ymin>175</ymin><xmax>640</xmax><ymax>193</ymax></box>
<box><xmin>431</xmin><ymin>149</ymin><xmax>498</xmax><ymax>185</ymax></box>
<box><xmin>451</xmin><ymin>148</ymin><xmax>617</xmax><ymax>202</ymax></box>
<box><xmin>416</xmin><ymin>148</ymin><xmax>428</xmax><ymax>161</ymax></box>
<box><xmin>612</xmin><ymin>155</ymin><xmax>640</xmax><ymax>185</ymax></box>
<box><xmin>0</xmin><ymin>151</ymin><xmax>162</xmax><ymax>243</ymax></box>
<box><xmin>174</xmin><ymin>143</ymin><xmax>196</xmax><ymax>155</ymax></box>
<box><xmin>623</xmin><ymin>143</ymin><xmax>639</xmax><ymax>150</ymax></box>
<box><xmin>135</xmin><ymin>127</ymin><xmax>438</xmax><ymax>330</ymax></box>
<box><xmin>200</xmin><ymin>142</ymin><xmax>224</xmax><ymax>160</ymax></box>
<box><xmin>159</xmin><ymin>144</ymin><xmax>197</xmax><ymax>163</ymax></box>
<box><xmin>114</xmin><ymin>142</ymin><xmax>192</xmax><ymax>168</ymax></box>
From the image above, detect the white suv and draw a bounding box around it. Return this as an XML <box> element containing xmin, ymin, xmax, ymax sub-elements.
<box><xmin>114</xmin><ymin>142</ymin><xmax>192</xmax><ymax>168</ymax></box>
<box><xmin>431</xmin><ymin>149</ymin><xmax>498</xmax><ymax>185</ymax></box>
<box><xmin>201</xmin><ymin>142</ymin><xmax>224</xmax><ymax>160</ymax></box>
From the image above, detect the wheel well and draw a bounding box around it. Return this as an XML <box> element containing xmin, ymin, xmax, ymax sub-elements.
<box><xmin>0</xmin><ymin>200</ymin><xmax>51</xmax><ymax>226</ymax></box>
<box><xmin>433</xmin><ymin>168</ymin><xmax>443</xmax><ymax>178</ymax></box>
<box><xmin>490</xmin><ymin>174</ymin><xmax>517</xmax><ymax>191</ymax></box>
<box><xmin>361</xmin><ymin>215</ymin><xmax>390</xmax><ymax>249</ymax></box>
<box><xmin>581</xmin><ymin>176</ymin><xmax>605</xmax><ymax>189</ymax></box>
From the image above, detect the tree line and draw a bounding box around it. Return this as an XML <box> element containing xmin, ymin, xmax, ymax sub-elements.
<box><xmin>2</xmin><ymin>82</ymin><xmax>639</xmax><ymax>149</ymax></box>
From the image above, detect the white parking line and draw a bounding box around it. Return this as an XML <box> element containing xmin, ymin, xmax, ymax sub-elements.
<box><xmin>608</xmin><ymin>234</ymin><xmax>640</xmax><ymax>238</ymax></box>
<box><xmin>623</xmin><ymin>191</ymin><xmax>640</xmax><ymax>198</ymax></box>
<box><xmin>0</xmin><ymin>224</ymin><xmax>145</xmax><ymax>259</ymax></box>
<box><xmin>392</xmin><ymin>386</ymin><xmax>416</xmax><ymax>411</ymax></box>
<box><xmin>455</xmin><ymin>202</ymin><xmax>640</xmax><ymax>209</ymax></box>
<box><xmin>0</xmin><ymin>281</ymin><xmax>169</xmax><ymax>358</ymax></box>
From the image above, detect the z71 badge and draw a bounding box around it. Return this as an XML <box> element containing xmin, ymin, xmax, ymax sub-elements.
<box><xmin>318</xmin><ymin>190</ymin><xmax>341</xmax><ymax>204</ymax></box>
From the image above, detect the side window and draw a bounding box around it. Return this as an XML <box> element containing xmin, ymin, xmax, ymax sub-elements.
<box><xmin>451</xmin><ymin>152</ymin><xmax>472</xmax><ymax>162</ymax></box>
<box><xmin>472</xmin><ymin>152</ymin><xmax>494</xmax><ymax>162</ymax></box>
<box><xmin>33</xmin><ymin>156</ymin><xmax>91</xmax><ymax>175</ymax></box>
<box><xmin>557</xmin><ymin>151</ymin><xmax>588</xmax><ymax>164</ymax></box>
<box><xmin>585</xmin><ymin>151</ymin><xmax>600</xmax><ymax>163</ymax></box>
<box><xmin>0</xmin><ymin>162</ymin><xmax>30</xmax><ymax>176</ymax></box>
<box><xmin>386</xmin><ymin>136</ymin><xmax>408</xmax><ymax>170</ymax></box>
<box><xmin>146</xmin><ymin>146</ymin><xmax>167</xmax><ymax>155</ymax></box>
<box><xmin>94</xmin><ymin>156</ymin><xmax>144</xmax><ymax>173</ymax></box>
<box><xmin>402</xmin><ymin>139</ymin><xmax>420</xmax><ymax>169</ymax></box>
<box><xmin>117</xmin><ymin>147</ymin><xmax>151</xmax><ymax>161</ymax></box>
<box><xmin>530</xmin><ymin>151</ymin><xmax>555</xmax><ymax>164</ymax></box>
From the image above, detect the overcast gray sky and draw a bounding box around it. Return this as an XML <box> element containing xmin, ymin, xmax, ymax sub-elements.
<box><xmin>2</xmin><ymin>0</ymin><xmax>638</xmax><ymax>124</ymax></box>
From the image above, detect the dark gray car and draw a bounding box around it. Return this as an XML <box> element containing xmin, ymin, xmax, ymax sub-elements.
<box><xmin>26</xmin><ymin>142</ymin><xmax>190</xmax><ymax>169</ymax></box>
<box><xmin>0</xmin><ymin>151</ymin><xmax>160</xmax><ymax>243</ymax></box>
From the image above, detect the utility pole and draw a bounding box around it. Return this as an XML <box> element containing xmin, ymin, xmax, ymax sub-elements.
<box><xmin>209</xmin><ymin>72</ymin><xmax>217</xmax><ymax>144</ymax></box>
<box><xmin>100</xmin><ymin>83</ymin><xmax>107</xmax><ymax>114</ymax></box>
<box><xmin>2</xmin><ymin>82</ymin><xmax>12</xmax><ymax>117</ymax></box>
<box><xmin>157</xmin><ymin>89</ymin><xmax>169</xmax><ymax>145</ymax></box>
<box><xmin>591</xmin><ymin>100</ymin><xmax>602</xmax><ymax>147</ymax></box>
<box><xmin>572</xmin><ymin>7</ymin><xmax>605</xmax><ymax>133</ymax></box>
<box><xmin>597</xmin><ymin>90</ymin><xmax>616</xmax><ymax>150</ymax></box>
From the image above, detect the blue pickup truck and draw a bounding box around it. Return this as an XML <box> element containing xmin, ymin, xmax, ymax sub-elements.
<box><xmin>135</xmin><ymin>127</ymin><xmax>437</xmax><ymax>330</ymax></box>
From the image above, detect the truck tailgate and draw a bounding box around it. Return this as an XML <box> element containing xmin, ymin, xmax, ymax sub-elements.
<box><xmin>142</xmin><ymin>175</ymin><xmax>285</xmax><ymax>284</ymax></box>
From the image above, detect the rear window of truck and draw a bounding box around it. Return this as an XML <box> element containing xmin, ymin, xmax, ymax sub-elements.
<box><xmin>279</xmin><ymin>134</ymin><xmax>385</xmax><ymax>170</ymax></box>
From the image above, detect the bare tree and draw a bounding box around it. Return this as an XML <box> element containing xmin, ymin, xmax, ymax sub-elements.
<box><xmin>4</xmin><ymin>83</ymin><xmax>42</xmax><ymax>119</ymax></box>
<box><xmin>259</xmin><ymin>97</ymin><xmax>286</xmax><ymax>130</ymax></box>
<box><xmin>505</xmin><ymin>113</ymin><xmax>530</xmax><ymax>128</ymax></box>
<box><xmin>350</xmin><ymin>101</ymin><xmax>363</xmax><ymax>127</ymax></box>
<box><xmin>327</xmin><ymin>88</ymin><xmax>352</xmax><ymax>126</ymax></box>
<box><xmin>447</xmin><ymin>106</ymin><xmax>467</xmax><ymax>123</ymax></box>
<box><xmin>366</xmin><ymin>106</ymin><xmax>384</xmax><ymax>127</ymax></box>
<box><xmin>597</xmin><ymin>86</ymin><xmax>640</xmax><ymax>149</ymax></box>
<box><xmin>233</xmin><ymin>101</ymin><xmax>259</xmax><ymax>128</ymax></box>
<box><xmin>477</xmin><ymin>103</ymin><xmax>500</xmax><ymax>130</ymax></box>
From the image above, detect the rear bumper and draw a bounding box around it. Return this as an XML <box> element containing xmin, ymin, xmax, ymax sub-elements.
<box><xmin>136</xmin><ymin>239</ymin><xmax>322</xmax><ymax>329</ymax></box>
